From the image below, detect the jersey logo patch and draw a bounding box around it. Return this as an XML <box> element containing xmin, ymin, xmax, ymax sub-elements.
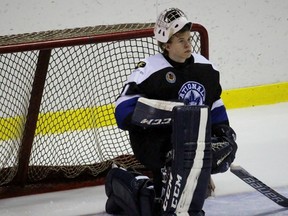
<box><xmin>178</xmin><ymin>81</ymin><xmax>205</xmax><ymax>105</ymax></box>
<box><xmin>136</xmin><ymin>61</ymin><xmax>146</xmax><ymax>68</ymax></box>
<box><xmin>166</xmin><ymin>71</ymin><xmax>176</xmax><ymax>83</ymax></box>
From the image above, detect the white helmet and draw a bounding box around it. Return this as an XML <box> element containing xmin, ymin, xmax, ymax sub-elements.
<box><xmin>154</xmin><ymin>8</ymin><xmax>192</xmax><ymax>43</ymax></box>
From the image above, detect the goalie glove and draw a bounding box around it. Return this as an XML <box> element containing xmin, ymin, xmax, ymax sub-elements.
<box><xmin>211</xmin><ymin>124</ymin><xmax>238</xmax><ymax>174</ymax></box>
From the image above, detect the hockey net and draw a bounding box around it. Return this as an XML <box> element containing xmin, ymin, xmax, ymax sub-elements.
<box><xmin>0</xmin><ymin>23</ymin><xmax>208</xmax><ymax>198</ymax></box>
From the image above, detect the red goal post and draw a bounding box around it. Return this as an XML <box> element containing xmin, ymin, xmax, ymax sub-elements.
<box><xmin>0</xmin><ymin>23</ymin><xmax>209</xmax><ymax>198</ymax></box>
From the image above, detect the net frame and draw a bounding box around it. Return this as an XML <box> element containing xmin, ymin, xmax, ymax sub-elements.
<box><xmin>0</xmin><ymin>23</ymin><xmax>209</xmax><ymax>199</ymax></box>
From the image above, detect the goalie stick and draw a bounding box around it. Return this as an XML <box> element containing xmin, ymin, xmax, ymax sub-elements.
<box><xmin>230</xmin><ymin>165</ymin><xmax>288</xmax><ymax>207</ymax></box>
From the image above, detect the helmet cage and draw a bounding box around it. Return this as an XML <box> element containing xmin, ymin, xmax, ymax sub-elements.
<box><xmin>154</xmin><ymin>8</ymin><xmax>192</xmax><ymax>43</ymax></box>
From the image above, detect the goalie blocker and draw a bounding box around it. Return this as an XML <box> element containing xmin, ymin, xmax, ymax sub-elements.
<box><xmin>131</xmin><ymin>97</ymin><xmax>184</xmax><ymax>128</ymax></box>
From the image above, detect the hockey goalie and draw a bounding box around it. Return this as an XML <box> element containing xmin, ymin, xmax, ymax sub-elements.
<box><xmin>106</xmin><ymin>7</ymin><xmax>238</xmax><ymax>216</ymax></box>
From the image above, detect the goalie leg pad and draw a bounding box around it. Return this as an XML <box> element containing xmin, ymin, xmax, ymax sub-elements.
<box><xmin>105</xmin><ymin>167</ymin><xmax>155</xmax><ymax>216</ymax></box>
<box><xmin>162</xmin><ymin>105</ymin><xmax>212</xmax><ymax>215</ymax></box>
<box><xmin>105</xmin><ymin>167</ymin><xmax>140</xmax><ymax>216</ymax></box>
<box><xmin>105</xmin><ymin>194</ymin><xmax>124</xmax><ymax>215</ymax></box>
<box><xmin>139</xmin><ymin>180</ymin><xmax>156</xmax><ymax>216</ymax></box>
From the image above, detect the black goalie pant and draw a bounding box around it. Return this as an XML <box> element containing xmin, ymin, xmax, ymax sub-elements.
<box><xmin>162</xmin><ymin>105</ymin><xmax>212</xmax><ymax>215</ymax></box>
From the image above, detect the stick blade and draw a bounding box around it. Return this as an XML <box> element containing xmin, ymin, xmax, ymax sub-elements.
<box><xmin>230</xmin><ymin>164</ymin><xmax>288</xmax><ymax>207</ymax></box>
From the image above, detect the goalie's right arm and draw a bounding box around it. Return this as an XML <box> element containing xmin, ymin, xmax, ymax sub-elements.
<box><xmin>115</xmin><ymin>81</ymin><xmax>144</xmax><ymax>130</ymax></box>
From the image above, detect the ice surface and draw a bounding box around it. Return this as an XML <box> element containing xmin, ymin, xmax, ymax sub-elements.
<box><xmin>204</xmin><ymin>186</ymin><xmax>288</xmax><ymax>216</ymax></box>
<box><xmin>0</xmin><ymin>103</ymin><xmax>287</xmax><ymax>216</ymax></box>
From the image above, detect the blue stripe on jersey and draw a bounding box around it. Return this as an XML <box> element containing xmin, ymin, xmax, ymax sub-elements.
<box><xmin>211</xmin><ymin>105</ymin><xmax>229</xmax><ymax>125</ymax></box>
<box><xmin>115</xmin><ymin>97</ymin><xmax>139</xmax><ymax>130</ymax></box>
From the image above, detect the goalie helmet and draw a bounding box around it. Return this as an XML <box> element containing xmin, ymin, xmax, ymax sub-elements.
<box><xmin>154</xmin><ymin>8</ymin><xmax>192</xmax><ymax>43</ymax></box>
